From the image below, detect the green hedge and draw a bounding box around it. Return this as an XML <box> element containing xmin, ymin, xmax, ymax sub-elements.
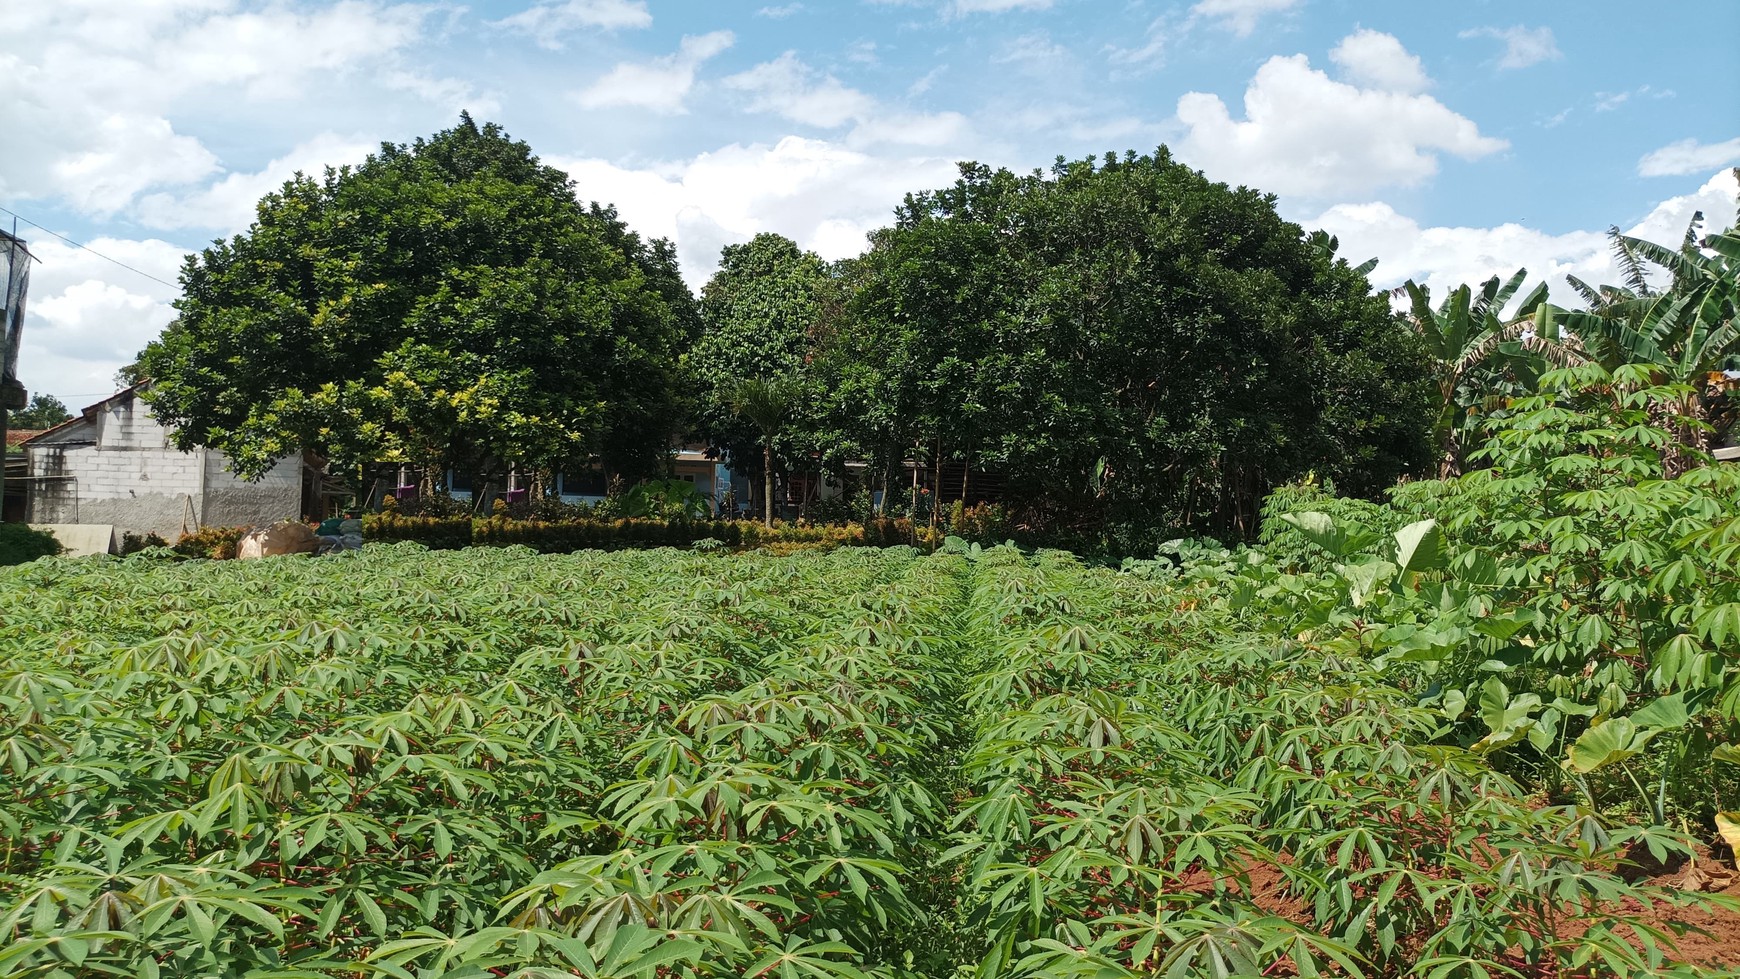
<box><xmin>0</xmin><ymin>524</ymin><xmax>64</xmax><ymax>566</ymax></box>
<box><xmin>363</xmin><ymin>513</ymin><xmax>947</xmax><ymax>554</ymax></box>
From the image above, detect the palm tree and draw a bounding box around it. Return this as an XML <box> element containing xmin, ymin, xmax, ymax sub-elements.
<box><xmin>729</xmin><ymin>376</ymin><xmax>798</xmax><ymax>526</ymax></box>
<box><xmin>1402</xmin><ymin>269</ymin><xmax>1577</xmax><ymax>477</ymax></box>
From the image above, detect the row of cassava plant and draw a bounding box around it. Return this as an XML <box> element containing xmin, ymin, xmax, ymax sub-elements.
<box><xmin>1184</xmin><ymin>365</ymin><xmax>1740</xmax><ymax>832</ymax></box>
<box><xmin>5</xmin><ymin>497</ymin><xmax>1740</xmax><ymax>976</ymax></box>
<box><xmin>945</xmin><ymin>539</ymin><xmax>1735</xmax><ymax>977</ymax></box>
<box><xmin>0</xmin><ymin>544</ymin><xmax>961</xmax><ymax>976</ymax></box>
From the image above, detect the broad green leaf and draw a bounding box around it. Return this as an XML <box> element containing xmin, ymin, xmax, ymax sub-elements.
<box><xmin>1393</xmin><ymin>519</ymin><xmax>1446</xmax><ymax>574</ymax></box>
<box><xmin>1629</xmin><ymin>693</ymin><xmax>1691</xmax><ymax>731</ymax></box>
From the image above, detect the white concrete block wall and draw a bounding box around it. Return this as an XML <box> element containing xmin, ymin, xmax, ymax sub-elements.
<box><xmin>26</xmin><ymin>394</ymin><xmax>307</xmax><ymax>539</ymax></box>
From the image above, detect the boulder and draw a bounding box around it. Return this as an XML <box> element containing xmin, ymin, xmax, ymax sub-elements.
<box><xmin>237</xmin><ymin>521</ymin><xmax>320</xmax><ymax>559</ymax></box>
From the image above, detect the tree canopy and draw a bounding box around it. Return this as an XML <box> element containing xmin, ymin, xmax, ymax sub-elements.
<box><xmin>9</xmin><ymin>393</ymin><xmax>72</xmax><ymax>430</ymax></box>
<box><xmin>685</xmin><ymin>233</ymin><xmax>832</xmax><ymax>473</ymax></box>
<box><xmin>822</xmin><ymin>150</ymin><xmax>1434</xmax><ymax>543</ymax></box>
<box><xmin>136</xmin><ymin>114</ymin><xmax>697</xmax><ymax>483</ymax></box>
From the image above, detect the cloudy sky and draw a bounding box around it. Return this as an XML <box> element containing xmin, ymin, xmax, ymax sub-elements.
<box><xmin>3</xmin><ymin>0</ymin><xmax>1738</xmax><ymax>409</ymax></box>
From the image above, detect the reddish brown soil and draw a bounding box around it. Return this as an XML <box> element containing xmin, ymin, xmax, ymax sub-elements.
<box><xmin>1635</xmin><ymin>855</ymin><xmax>1740</xmax><ymax>970</ymax></box>
<box><xmin>1174</xmin><ymin>849</ymin><xmax>1740</xmax><ymax>972</ymax></box>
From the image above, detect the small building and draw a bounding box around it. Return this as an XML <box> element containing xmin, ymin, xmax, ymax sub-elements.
<box><xmin>19</xmin><ymin>385</ymin><xmax>309</xmax><ymax>540</ymax></box>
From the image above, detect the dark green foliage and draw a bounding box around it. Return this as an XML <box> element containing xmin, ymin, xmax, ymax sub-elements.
<box><xmin>7</xmin><ymin>393</ymin><xmax>72</xmax><ymax>431</ymax></box>
<box><xmin>135</xmin><ymin>114</ymin><xmax>696</xmax><ymax>483</ymax></box>
<box><xmin>171</xmin><ymin>525</ymin><xmax>249</xmax><ymax>560</ymax></box>
<box><xmin>688</xmin><ymin>234</ymin><xmax>832</xmax><ymax>467</ymax></box>
<box><xmin>824</xmin><ymin>150</ymin><xmax>1434</xmax><ymax>545</ymax></box>
<box><xmin>355</xmin><ymin>513</ymin><xmax>948</xmax><ymax>553</ymax></box>
<box><xmin>1257</xmin><ymin>477</ymin><xmax>1407</xmax><ymax>572</ymax></box>
<box><xmin>117</xmin><ymin>530</ymin><xmax>169</xmax><ymax>555</ymax></box>
<box><xmin>0</xmin><ymin>522</ymin><xmax>62</xmax><ymax>565</ymax></box>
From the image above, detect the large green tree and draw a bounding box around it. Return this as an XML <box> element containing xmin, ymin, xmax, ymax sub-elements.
<box><xmin>829</xmin><ymin>150</ymin><xmax>1434</xmax><ymax>543</ymax></box>
<box><xmin>136</xmin><ymin>114</ymin><xmax>697</xmax><ymax>484</ymax></box>
<box><xmin>9</xmin><ymin>393</ymin><xmax>72</xmax><ymax>430</ymax></box>
<box><xmin>685</xmin><ymin>234</ymin><xmax>832</xmax><ymax>506</ymax></box>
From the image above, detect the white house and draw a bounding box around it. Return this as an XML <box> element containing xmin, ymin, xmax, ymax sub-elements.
<box><xmin>20</xmin><ymin>385</ymin><xmax>307</xmax><ymax>541</ymax></box>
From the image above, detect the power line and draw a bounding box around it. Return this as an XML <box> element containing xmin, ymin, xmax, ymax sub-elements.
<box><xmin>0</xmin><ymin>205</ymin><xmax>180</xmax><ymax>289</ymax></box>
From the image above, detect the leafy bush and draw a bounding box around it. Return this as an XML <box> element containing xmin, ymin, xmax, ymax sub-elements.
<box><xmin>358</xmin><ymin>514</ymin><xmax>948</xmax><ymax>554</ymax></box>
<box><xmin>364</xmin><ymin>511</ymin><xmax>471</xmax><ymax>549</ymax></box>
<box><xmin>0</xmin><ymin>523</ymin><xmax>63</xmax><ymax>565</ymax></box>
<box><xmin>1257</xmin><ymin>476</ymin><xmax>1405</xmax><ymax>572</ymax></box>
<box><xmin>118</xmin><ymin>530</ymin><xmax>169</xmax><ymax>555</ymax></box>
<box><xmin>951</xmin><ymin>502</ymin><xmax>1010</xmax><ymax>544</ymax></box>
<box><xmin>621</xmin><ymin>478</ymin><xmax>711</xmax><ymax>519</ymax></box>
<box><xmin>383</xmin><ymin>489</ymin><xmax>472</xmax><ymax>518</ymax></box>
<box><xmin>171</xmin><ymin>524</ymin><xmax>248</xmax><ymax>559</ymax></box>
<box><xmin>1183</xmin><ymin>364</ymin><xmax>1740</xmax><ymax>833</ymax></box>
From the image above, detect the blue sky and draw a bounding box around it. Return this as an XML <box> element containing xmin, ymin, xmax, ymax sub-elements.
<box><xmin>3</xmin><ymin>0</ymin><xmax>1737</xmax><ymax>408</ymax></box>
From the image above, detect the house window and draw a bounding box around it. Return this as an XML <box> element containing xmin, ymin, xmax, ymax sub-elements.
<box><xmin>559</xmin><ymin>469</ymin><xmax>608</xmax><ymax>497</ymax></box>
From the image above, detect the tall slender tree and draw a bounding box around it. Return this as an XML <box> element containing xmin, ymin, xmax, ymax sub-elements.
<box><xmin>729</xmin><ymin>376</ymin><xmax>798</xmax><ymax>526</ymax></box>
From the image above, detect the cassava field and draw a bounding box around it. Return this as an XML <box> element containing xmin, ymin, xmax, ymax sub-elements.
<box><xmin>3</xmin><ymin>538</ymin><xmax>1739</xmax><ymax>978</ymax></box>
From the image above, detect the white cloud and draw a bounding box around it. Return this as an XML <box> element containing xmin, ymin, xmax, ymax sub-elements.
<box><xmin>848</xmin><ymin>111</ymin><xmax>972</xmax><ymax>147</ymax></box>
<box><xmin>381</xmin><ymin>70</ymin><xmax>502</xmax><ymax>117</ymax></box>
<box><xmin>490</xmin><ymin>0</ymin><xmax>650</xmax><ymax>49</ymax></box>
<box><xmin>133</xmin><ymin>133</ymin><xmax>379</xmax><ymax>231</ymax></box>
<box><xmin>43</xmin><ymin>115</ymin><xmax>223</xmax><ymax>216</ymax></box>
<box><xmin>952</xmin><ymin>0</ymin><xmax>1053</xmax><ymax>13</ymax></box>
<box><xmin>1625</xmin><ymin>169</ymin><xmax>1740</xmax><ymax>246</ymax></box>
<box><xmin>1329</xmin><ymin>29</ymin><xmax>1429</xmax><ymax>94</ymax></box>
<box><xmin>1107</xmin><ymin>17</ymin><xmax>1170</xmax><ymax>68</ymax></box>
<box><xmin>550</xmin><ymin>136</ymin><xmax>960</xmax><ymax>287</ymax></box>
<box><xmin>995</xmin><ymin>33</ymin><xmax>1069</xmax><ymax>66</ymax></box>
<box><xmin>908</xmin><ymin>66</ymin><xmax>947</xmax><ymax>96</ymax></box>
<box><xmin>574</xmin><ymin>30</ymin><xmax>735</xmax><ymax>114</ymax></box>
<box><xmin>1189</xmin><ymin>0</ymin><xmax>1300</xmax><ymax>37</ymax></box>
<box><xmin>1638</xmin><ymin>136</ymin><xmax>1740</xmax><ymax>178</ymax></box>
<box><xmin>1314</xmin><ymin>169</ymin><xmax>1739</xmax><ymax>303</ymax></box>
<box><xmin>0</xmin><ymin>0</ymin><xmax>438</xmax><ymax>219</ymax></box>
<box><xmin>166</xmin><ymin>2</ymin><xmax>431</xmax><ymax>96</ymax></box>
<box><xmin>757</xmin><ymin>3</ymin><xmax>803</xmax><ymax>17</ymax></box>
<box><xmin>1458</xmin><ymin>25</ymin><xmax>1561</xmax><ymax>70</ymax></box>
<box><xmin>720</xmin><ymin>52</ymin><xmax>972</xmax><ymax>149</ymax></box>
<box><xmin>10</xmin><ymin>236</ymin><xmax>188</xmax><ymax>405</ymax></box>
<box><xmin>1174</xmin><ymin>41</ymin><xmax>1506</xmax><ymax>199</ymax></box>
<box><xmin>723</xmin><ymin>52</ymin><xmax>877</xmax><ymax>128</ymax></box>
<box><xmin>1595</xmin><ymin>84</ymin><xmax>1673</xmax><ymax>113</ymax></box>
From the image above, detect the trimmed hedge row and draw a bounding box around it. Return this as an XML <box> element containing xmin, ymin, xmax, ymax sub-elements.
<box><xmin>363</xmin><ymin>513</ymin><xmax>946</xmax><ymax>553</ymax></box>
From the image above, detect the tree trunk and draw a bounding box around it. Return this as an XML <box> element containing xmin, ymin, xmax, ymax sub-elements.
<box><xmin>880</xmin><ymin>452</ymin><xmax>895</xmax><ymax>516</ymax></box>
<box><xmin>910</xmin><ymin>452</ymin><xmax>919</xmax><ymax>515</ymax></box>
<box><xmin>961</xmin><ymin>453</ymin><xmax>970</xmax><ymax>505</ymax></box>
<box><xmin>932</xmin><ymin>437</ymin><xmax>943</xmax><ymax>526</ymax></box>
<box><xmin>762</xmin><ymin>443</ymin><xmax>774</xmax><ymax>527</ymax></box>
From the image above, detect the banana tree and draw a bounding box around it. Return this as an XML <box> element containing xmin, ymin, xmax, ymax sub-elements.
<box><xmin>1402</xmin><ymin>269</ymin><xmax>1574</xmax><ymax>477</ymax></box>
<box><xmin>1558</xmin><ymin>214</ymin><xmax>1739</xmax><ymax>466</ymax></box>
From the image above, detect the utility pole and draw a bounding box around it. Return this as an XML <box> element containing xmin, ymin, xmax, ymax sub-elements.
<box><xmin>1</xmin><ymin>224</ymin><xmax>35</xmax><ymax>520</ymax></box>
